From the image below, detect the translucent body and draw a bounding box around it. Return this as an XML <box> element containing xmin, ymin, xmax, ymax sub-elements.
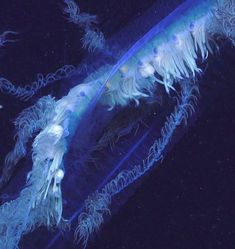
<box><xmin>0</xmin><ymin>1</ymin><xmax>233</xmax><ymax>249</ymax></box>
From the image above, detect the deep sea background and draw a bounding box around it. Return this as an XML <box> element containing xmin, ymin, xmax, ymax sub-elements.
<box><xmin>0</xmin><ymin>1</ymin><xmax>234</xmax><ymax>249</ymax></box>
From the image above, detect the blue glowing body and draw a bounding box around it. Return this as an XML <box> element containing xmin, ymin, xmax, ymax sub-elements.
<box><xmin>0</xmin><ymin>1</ymin><xmax>234</xmax><ymax>249</ymax></box>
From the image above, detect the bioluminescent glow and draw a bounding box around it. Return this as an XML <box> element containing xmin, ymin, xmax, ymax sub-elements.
<box><xmin>0</xmin><ymin>0</ymin><xmax>234</xmax><ymax>249</ymax></box>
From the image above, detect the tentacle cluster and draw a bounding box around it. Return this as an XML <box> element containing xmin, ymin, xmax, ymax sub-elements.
<box><xmin>0</xmin><ymin>158</ymin><xmax>65</xmax><ymax>249</ymax></box>
<box><xmin>213</xmin><ymin>0</ymin><xmax>235</xmax><ymax>44</ymax></box>
<box><xmin>0</xmin><ymin>96</ymin><xmax>56</xmax><ymax>188</ymax></box>
<box><xmin>75</xmin><ymin>82</ymin><xmax>199</xmax><ymax>247</ymax></box>
<box><xmin>74</xmin><ymin>192</ymin><xmax>111</xmax><ymax>247</ymax></box>
<box><xmin>0</xmin><ymin>1</ymin><xmax>234</xmax><ymax>249</ymax></box>
<box><xmin>101</xmin><ymin>13</ymin><xmax>216</xmax><ymax>109</ymax></box>
<box><xmin>64</xmin><ymin>0</ymin><xmax>105</xmax><ymax>52</ymax></box>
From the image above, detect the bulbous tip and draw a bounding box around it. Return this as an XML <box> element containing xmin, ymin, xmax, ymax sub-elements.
<box><xmin>153</xmin><ymin>47</ymin><xmax>158</xmax><ymax>55</ymax></box>
<box><xmin>189</xmin><ymin>22</ymin><xmax>195</xmax><ymax>31</ymax></box>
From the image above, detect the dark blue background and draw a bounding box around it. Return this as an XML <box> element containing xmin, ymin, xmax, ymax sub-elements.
<box><xmin>0</xmin><ymin>1</ymin><xmax>234</xmax><ymax>249</ymax></box>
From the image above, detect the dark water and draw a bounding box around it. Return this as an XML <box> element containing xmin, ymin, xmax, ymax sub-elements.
<box><xmin>0</xmin><ymin>1</ymin><xmax>234</xmax><ymax>249</ymax></box>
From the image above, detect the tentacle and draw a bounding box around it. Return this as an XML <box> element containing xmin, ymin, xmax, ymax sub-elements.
<box><xmin>75</xmin><ymin>81</ymin><xmax>199</xmax><ymax>247</ymax></box>
<box><xmin>0</xmin><ymin>65</ymin><xmax>75</xmax><ymax>100</ymax></box>
<box><xmin>0</xmin><ymin>96</ymin><xmax>56</xmax><ymax>188</ymax></box>
<box><xmin>0</xmin><ymin>31</ymin><xmax>18</xmax><ymax>47</ymax></box>
<box><xmin>213</xmin><ymin>0</ymin><xmax>235</xmax><ymax>45</ymax></box>
<box><xmin>63</xmin><ymin>0</ymin><xmax>105</xmax><ymax>52</ymax></box>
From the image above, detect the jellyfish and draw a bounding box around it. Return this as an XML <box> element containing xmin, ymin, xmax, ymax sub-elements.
<box><xmin>0</xmin><ymin>0</ymin><xmax>234</xmax><ymax>249</ymax></box>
